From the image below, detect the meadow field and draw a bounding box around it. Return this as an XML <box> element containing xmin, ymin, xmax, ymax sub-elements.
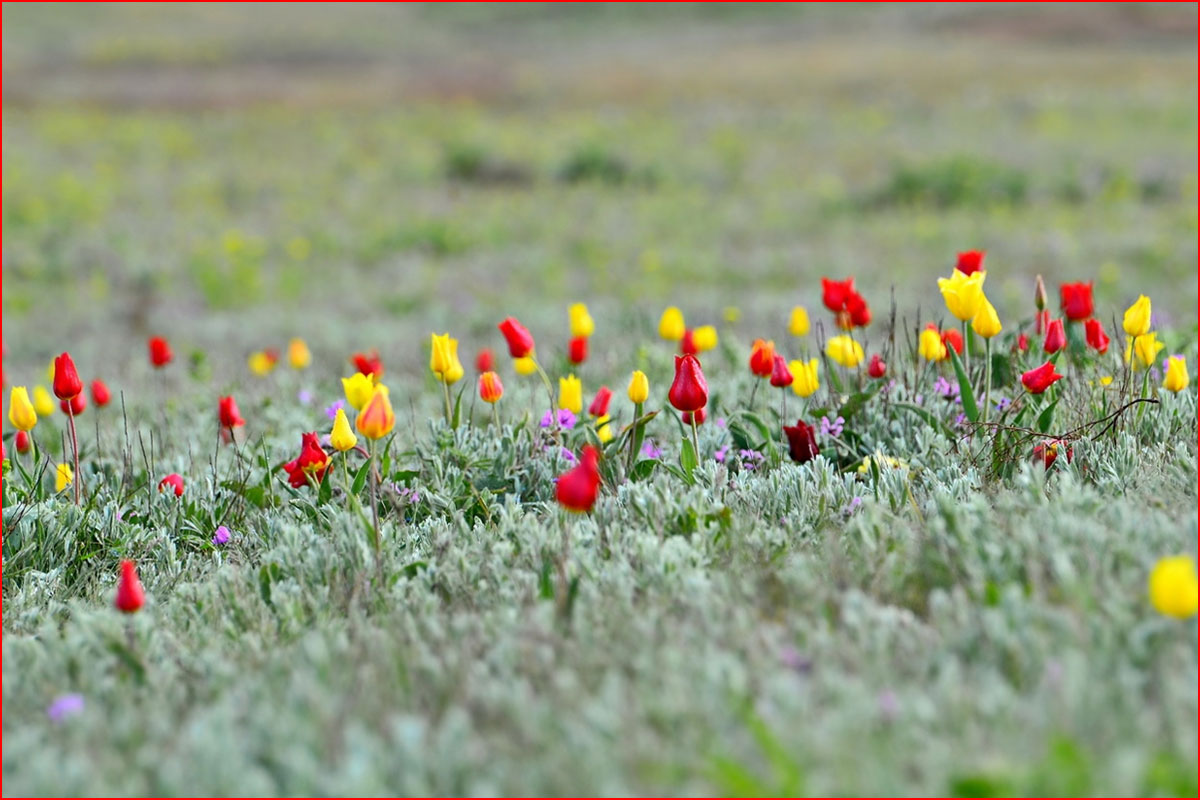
<box><xmin>2</xmin><ymin>4</ymin><xmax>1197</xmax><ymax>796</ymax></box>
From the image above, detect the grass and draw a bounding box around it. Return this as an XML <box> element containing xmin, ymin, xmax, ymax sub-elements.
<box><xmin>2</xmin><ymin>5</ymin><xmax>1197</xmax><ymax>796</ymax></box>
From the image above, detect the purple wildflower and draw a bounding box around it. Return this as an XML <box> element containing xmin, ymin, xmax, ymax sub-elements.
<box><xmin>560</xmin><ymin>447</ymin><xmax>577</xmax><ymax>464</ymax></box>
<box><xmin>212</xmin><ymin>526</ymin><xmax>231</xmax><ymax>546</ymax></box>
<box><xmin>779</xmin><ymin>645</ymin><xmax>812</xmax><ymax>674</ymax></box>
<box><xmin>843</xmin><ymin>496</ymin><xmax>863</xmax><ymax>517</ymax></box>
<box><xmin>640</xmin><ymin>440</ymin><xmax>663</xmax><ymax>459</ymax></box>
<box><xmin>324</xmin><ymin>399</ymin><xmax>346</xmax><ymax>421</ymax></box>
<box><xmin>399</xmin><ymin>487</ymin><xmax>420</xmax><ymax>504</ymax></box>
<box><xmin>954</xmin><ymin>413</ymin><xmax>967</xmax><ymax>427</ymax></box>
<box><xmin>297</xmin><ymin>389</ymin><xmax>313</xmax><ymax>406</ymax></box>
<box><xmin>933</xmin><ymin>376</ymin><xmax>959</xmax><ymax>399</ymax></box>
<box><xmin>877</xmin><ymin>690</ymin><xmax>899</xmax><ymax>721</ymax></box>
<box><xmin>738</xmin><ymin>449</ymin><xmax>765</xmax><ymax>470</ymax></box>
<box><xmin>994</xmin><ymin>396</ymin><xmax>1011</xmax><ymax>413</ymax></box>
<box><xmin>713</xmin><ymin>445</ymin><xmax>729</xmax><ymax>463</ymax></box>
<box><xmin>715</xmin><ymin>417</ymin><xmax>727</xmax><ymax>428</ymax></box>
<box><xmin>47</xmin><ymin>694</ymin><xmax>85</xmax><ymax>723</ymax></box>
<box><xmin>820</xmin><ymin>415</ymin><xmax>844</xmax><ymax>438</ymax></box>
<box><xmin>540</xmin><ymin>408</ymin><xmax>577</xmax><ymax>430</ymax></box>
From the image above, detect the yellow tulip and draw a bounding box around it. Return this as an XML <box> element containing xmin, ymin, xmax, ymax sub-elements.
<box><xmin>692</xmin><ymin>325</ymin><xmax>718</xmax><ymax>352</ymax></box>
<box><xmin>355</xmin><ymin>389</ymin><xmax>395</xmax><ymax>440</ymax></box>
<box><xmin>32</xmin><ymin>386</ymin><xmax>55</xmax><ymax>417</ymax></box>
<box><xmin>936</xmin><ymin>269</ymin><xmax>986</xmax><ymax>322</ymax></box>
<box><xmin>55</xmin><ymin>463</ymin><xmax>73</xmax><ymax>493</ymax></box>
<box><xmin>430</xmin><ymin>333</ymin><xmax>463</xmax><ymax>384</ymax></box>
<box><xmin>342</xmin><ymin>373</ymin><xmax>378</xmax><ymax>411</ymax></box>
<box><xmin>45</xmin><ymin>360</ymin><xmax>55</xmax><ymax>382</ymax></box>
<box><xmin>1125</xmin><ymin>333</ymin><xmax>1164</xmax><ymax>370</ymax></box>
<box><xmin>971</xmin><ymin>296</ymin><xmax>1002</xmax><ymax>339</ymax></box>
<box><xmin>248</xmin><ymin>351</ymin><xmax>276</xmax><ymax>376</ymax></box>
<box><xmin>658</xmin><ymin>306</ymin><xmax>686</xmax><ymax>341</ymax></box>
<box><xmin>513</xmin><ymin>356</ymin><xmax>538</xmax><ymax>376</ymax></box>
<box><xmin>789</xmin><ymin>359</ymin><xmax>819</xmax><ymax>398</ymax></box>
<box><xmin>825</xmin><ymin>335</ymin><xmax>864</xmax><ymax>369</ymax></box>
<box><xmin>628</xmin><ymin>370</ymin><xmax>649</xmax><ymax>404</ymax></box>
<box><xmin>919</xmin><ymin>328</ymin><xmax>947</xmax><ymax>362</ymax></box>
<box><xmin>595</xmin><ymin>414</ymin><xmax>613</xmax><ymax>443</ymax></box>
<box><xmin>1123</xmin><ymin>294</ymin><xmax>1151</xmax><ymax>337</ymax></box>
<box><xmin>559</xmin><ymin>375</ymin><xmax>583</xmax><ymax>414</ymax></box>
<box><xmin>329</xmin><ymin>408</ymin><xmax>358</xmax><ymax>452</ymax></box>
<box><xmin>1099</xmin><ymin>376</ymin><xmax>1114</xmax><ymax>387</ymax></box>
<box><xmin>8</xmin><ymin>387</ymin><xmax>37</xmax><ymax>432</ymax></box>
<box><xmin>1148</xmin><ymin>556</ymin><xmax>1198</xmax><ymax>618</ymax></box>
<box><xmin>288</xmin><ymin>338</ymin><xmax>311</xmax><ymax>370</ymax></box>
<box><xmin>787</xmin><ymin>306</ymin><xmax>810</xmax><ymax>337</ymax></box>
<box><xmin>1163</xmin><ymin>356</ymin><xmax>1189</xmax><ymax>393</ymax></box>
<box><xmin>568</xmin><ymin>303</ymin><xmax>595</xmax><ymax>339</ymax></box>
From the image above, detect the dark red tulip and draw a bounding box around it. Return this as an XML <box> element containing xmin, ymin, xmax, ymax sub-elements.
<box><xmin>158</xmin><ymin>473</ymin><xmax>184</xmax><ymax>497</ymax></box>
<box><xmin>567</xmin><ymin>335</ymin><xmax>588</xmax><ymax>365</ymax></box>
<box><xmin>668</xmin><ymin>355</ymin><xmax>708</xmax><ymax>413</ymax></box>
<box><xmin>1021</xmin><ymin>362</ymin><xmax>1063</xmax><ymax>394</ymax></box>
<box><xmin>588</xmin><ymin>386</ymin><xmax>612</xmax><ymax>417</ymax></box>
<box><xmin>351</xmin><ymin>350</ymin><xmax>383</xmax><ymax>379</ymax></box>
<box><xmin>682</xmin><ymin>407</ymin><xmax>707</xmax><ymax>426</ymax></box>
<box><xmin>1033</xmin><ymin>439</ymin><xmax>1073</xmax><ymax>469</ymax></box>
<box><xmin>1043</xmin><ymin>318</ymin><xmax>1066</xmax><ymax>354</ymax></box>
<box><xmin>956</xmin><ymin>250</ymin><xmax>986</xmax><ymax>276</ymax></box>
<box><xmin>475</xmin><ymin>348</ymin><xmax>494</xmax><ymax>373</ymax></box>
<box><xmin>59</xmin><ymin>394</ymin><xmax>86</xmax><ymax>416</ymax></box>
<box><xmin>148</xmin><ymin>336</ymin><xmax>173</xmax><ymax>368</ymax></box>
<box><xmin>556</xmin><ymin>445</ymin><xmax>601</xmax><ymax>513</ymax></box>
<box><xmin>114</xmin><ymin>560</ymin><xmax>145</xmax><ymax>614</ymax></box>
<box><xmin>867</xmin><ymin>353</ymin><xmax>887</xmax><ymax>379</ymax></box>
<box><xmin>941</xmin><ymin>328</ymin><xmax>964</xmax><ymax>356</ymax></box>
<box><xmin>90</xmin><ymin>379</ymin><xmax>111</xmax><ymax>408</ymax></box>
<box><xmin>680</xmin><ymin>328</ymin><xmax>698</xmax><ymax>356</ymax></box>
<box><xmin>1059</xmin><ymin>282</ymin><xmax>1094</xmax><ymax>322</ymax></box>
<box><xmin>498</xmin><ymin>317</ymin><xmax>535</xmax><ymax>359</ymax></box>
<box><xmin>282</xmin><ymin>432</ymin><xmax>332</xmax><ymax>489</ymax></box>
<box><xmin>769</xmin><ymin>354</ymin><xmax>794</xmax><ymax>388</ymax></box>
<box><xmin>15</xmin><ymin>430</ymin><xmax>30</xmax><ymax>454</ymax></box>
<box><xmin>53</xmin><ymin>353</ymin><xmax>82</xmax><ymax>400</ymax></box>
<box><xmin>218</xmin><ymin>396</ymin><xmax>245</xmax><ymax>429</ymax></box>
<box><xmin>1084</xmin><ymin>318</ymin><xmax>1110</xmax><ymax>354</ymax></box>
<box><xmin>821</xmin><ymin>277</ymin><xmax>856</xmax><ymax>313</ymax></box>
<box><xmin>783</xmin><ymin>420</ymin><xmax>819</xmax><ymax>464</ymax></box>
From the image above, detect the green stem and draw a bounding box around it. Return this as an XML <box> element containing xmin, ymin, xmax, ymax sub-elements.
<box><xmin>66</xmin><ymin>405</ymin><xmax>80</xmax><ymax>505</ymax></box>
<box><xmin>690</xmin><ymin>414</ymin><xmax>700</xmax><ymax>462</ymax></box>
<box><xmin>982</xmin><ymin>338</ymin><xmax>992</xmax><ymax>426</ymax></box>
<box><xmin>627</xmin><ymin>401</ymin><xmax>645</xmax><ymax>476</ymax></box>
<box><xmin>368</xmin><ymin>439</ymin><xmax>381</xmax><ymax>560</ymax></box>
<box><xmin>441</xmin><ymin>380</ymin><xmax>453</xmax><ymax>427</ymax></box>
<box><xmin>491</xmin><ymin>402</ymin><xmax>500</xmax><ymax>428</ymax></box>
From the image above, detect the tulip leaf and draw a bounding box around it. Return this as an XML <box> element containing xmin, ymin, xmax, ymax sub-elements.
<box><xmin>1036</xmin><ymin>399</ymin><xmax>1059</xmax><ymax>434</ymax></box>
<box><xmin>894</xmin><ymin>402</ymin><xmax>954</xmax><ymax>439</ymax></box>
<box><xmin>630</xmin><ymin>459</ymin><xmax>658</xmax><ymax>482</ymax></box>
<box><xmin>661</xmin><ymin>461</ymin><xmax>689</xmax><ymax>483</ymax></box>
<box><xmin>318</xmin><ymin>470</ymin><xmax>333</xmax><ymax>504</ymax></box>
<box><xmin>452</xmin><ymin>385</ymin><xmax>465</xmax><ymax>430</ymax></box>
<box><xmin>680</xmin><ymin>438</ymin><xmax>698</xmax><ymax>477</ymax></box>
<box><xmin>351</xmin><ymin>460</ymin><xmax>371</xmax><ymax>496</ymax></box>
<box><xmin>947</xmin><ymin>346</ymin><xmax>979</xmax><ymax>423</ymax></box>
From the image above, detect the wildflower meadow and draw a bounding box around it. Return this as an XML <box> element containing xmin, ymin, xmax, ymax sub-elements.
<box><xmin>2</xmin><ymin>5</ymin><xmax>1197</xmax><ymax>797</ymax></box>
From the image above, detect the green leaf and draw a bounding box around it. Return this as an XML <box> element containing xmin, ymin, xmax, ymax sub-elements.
<box><xmin>351</xmin><ymin>460</ymin><xmax>371</xmax><ymax>496</ymax></box>
<box><xmin>894</xmin><ymin>402</ymin><xmax>954</xmax><ymax>439</ymax></box>
<box><xmin>947</xmin><ymin>345</ymin><xmax>979</xmax><ymax>423</ymax></box>
<box><xmin>451</xmin><ymin>384</ymin><xmax>465</xmax><ymax>430</ymax></box>
<box><xmin>679</xmin><ymin>438</ymin><xmax>698</xmax><ymax>480</ymax></box>
<box><xmin>630</xmin><ymin>459</ymin><xmax>657</xmax><ymax>482</ymax></box>
<box><xmin>1036</xmin><ymin>399</ymin><xmax>1059</xmax><ymax>434</ymax></box>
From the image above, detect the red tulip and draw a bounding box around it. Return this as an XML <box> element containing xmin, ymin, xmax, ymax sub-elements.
<box><xmin>1059</xmin><ymin>282</ymin><xmax>1094</xmax><ymax>322</ymax></box>
<box><xmin>478</xmin><ymin>371</ymin><xmax>504</xmax><ymax>404</ymax></box>
<box><xmin>53</xmin><ymin>353</ymin><xmax>82</xmax><ymax>400</ymax></box>
<box><xmin>821</xmin><ymin>277</ymin><xmax>856</xmax><ymax>313</ymax></box>
<box><xmin>567</xmin><ymin>335</ymin><xmax>588</xmax><ymax>365</ymax></box>
<box><xmin>588</xmin><ymin>386</ymin><xmax>613</xmax><ymax>417</ymax></box>
<box><xmin>749</xmin><ymin>339</ymin><xmax>775</xmax><ymax>378</ymax></box>
<box><xmin>498</xmin><ymin>317</ymin><xmax>535</xmax><ymax>359</ymax></box>
<box><xmin>282</xmin><ymin>432</ymin><xmax>332</xmax><ymax>489</ymax></box>
<box><xmin>1033</xmin><ymin>439</ymin><xmax>1073</xmax><ymax>469</ymax></box>
<box><xmin>1021</xmin><ymin>362</ymin><xmax>1063</xmax><ymax>394</ymax></box>
<box><xmin>1017</xmin><ymin>333</ymin><xmax>1029</xmax><ymax>352</ymax></box>
<box><xmin>556</xmin><ymin>445</ymin><xmax>601</xmax><ymax>513</ymax></box>
<box><xmin>90</xmin><ymin>379</ymin><xmax>111</xmax><ymax>408</ymax></box>
<box><xmin>769</xmin><ymin>354</ymin><xmax>794</xmax><ymax>388</ymax></box>
<box><xmin>682</xmin><ymin>407</ymin><xmax>707</xmax><ymax>426</ymax></box>
<box><xmin>148</xmin><ymin>336</ymin><xmax>173</xmax><ymax>368</ymax></box>
<box><xmin>15</xmin><ymin>430</ymin><xmax>30</xmax><ymax>454</ymax></box>
<box><xmin>668</xmin><ymin>355</ymin><xmax>708</xmax><ymax>412</ymax></box>
<box><xmin>1043</xmin><ymin>318</ymin><xmax>1066</xmax><ymax>354</ymax></box>
<box><xmin>114</xmin><ymin>559</ymin><xmax>145</xmax><ymax>614</ymax></box>
<box><xmin>783</xmin><ymin>420</ymin><xmax>819</xmax><ymax>464</ymax></box>
<box><xmin>680</xmin><ymin>328</ymin><xmax>697</xmax><ymax>356</ymax></box>
<box><xmin>351</xmin><ymin>350</ymin><xmax>383</xmax><ymax>379</ymax></box>
<box><xmin>844</xmin><ymin>290</ymin><xmax>872</xmax><ymax>328</ymax></box>
<box><xmin>941</xmin><ymin>328</ymin><xmax>963</xmax><ymax>356</ymax></box>
<box><xmin>158</xmin><ymin>473</ymin><xmax>184</xmax><ymax>497</ymax></box>
<box><xmin>868</xmin><ymin>353</ymin><xmax>887</xmax><ymax>379</ymax></box>
<box><xmin>218</xmin><ymin>396</ymin><xmax>245</xmax><ymax>429</ymax></box>
<box><xmin>1084</xmin><ymin>318</ymin><xmax>1110</xmax><ymax>354</ymax></box>
<box><xmin>59</xmin><ymin>394</ymin><xmax>86</xmax><ymax>416</ymax></box>
<box><xmin>956</xmin><ymin>250</ymin><xmax>986</xmax><ymax>276</ymax></box>
<box><xmin>475</xmin><ymin>348</ymin><xmax>494</xmax><ymax>373</ymax></box>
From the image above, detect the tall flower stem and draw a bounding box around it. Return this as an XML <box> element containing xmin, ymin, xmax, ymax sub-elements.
<box><xmin>368</xmin><ymin>439</ymin><xmax>381</xmax><ymax>561</ymax></box>
<box><xmin>962</xmin><ymin>320</ymin><xmax>970</xmax><ymax>374</ymax></box>
<box><xmin>441</xmin><ymin>380</ymin><xmax>453</xmax><ymax>427</ymax></box>
<box><xmin>491</xmin><ymin>403</ymin><xmax>500</xmax><ymax>428</ymax></box>
<box><xmin>66</xmin><ymin>405</ymin><xmax>80</xmax><ymax>504</ymax></box>
<box><xmin>982</xmin><ymin>338</ymin><xmax>992</xmax><ymax>426</ymax></box>
<box><xmin>689</xmin><ymin>415</ymin><xmax>700</xmax><ymax>461</ymax></box>
<box><xmin>626</xmin><ymin>401</ymin><xmax>644</xmax><ymax>476</ymax></box>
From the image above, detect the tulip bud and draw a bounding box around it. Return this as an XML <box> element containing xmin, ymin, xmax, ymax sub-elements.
<box><xmin>821</xmin><ymin>278</ymin><xmax>855</xmax><ymax>313</ymax></box>
<box><xmin>692</xmin><ymin>325</ymin><xmax>718</xmax><ymax>352</ymax></box>
<box><xmin>1123</xmin><ymin>295</ymin><xmax>1152</xmax><ymax>337</ymax></box>
<box><xmin>937</xmin><ymin>270</ymin><xmax>986</xmax><ymax>322</ymax></box>
<box><xmin>919</xmin><ymin>328</ymin><xmax>947</xmax><ymax>362</ymax></box>
<box><xmin>1163</xmin><ymin>356</ymin><xmax>1189</xmax><ymax>393</ymax></box>
<box><xmin>55</xmin><ymin>463</ymin><xmax>73</xmax><ymax>493</ymax></box>
<box><xmin>430</xmin><ymin>333</ymin><xmax>464</xmax><ymax>384</ymax></box>
<box><xmin>1034</xmin><ymin>274</ymin><xmax>1047</xmax><ymax>311</ymax></box>
<box><xmin>341</xmin><ymin>373</ymin><xmax>377</xmax><ymax>411</ymax></box>
<box><xmin>769</xmin><ymin>354</ymin><xmax>793</xmax><ymax>388</ymax></box>
<box><xmin>559</xmin><ymin>375</ymin><xmax>583</xmax><ymax>415</ymax></box>
<box><xmin>955</xmin><ymin>250</ymin><xmax>985</xmax><ymax>276</ymax></box>
<box><xmin>1148</xmin><ymin>556</ymin><xmax>1198</xmax><ymax>618</ymax></box>
<box><xmin>595</xmin><ymin>415</ymin><xmax>613</xmax><ymax>443</ymax></box>
<box><xmin>556</xmin><ymin>446</ymin><xmax>601</xmax><ymax>513</ymax></box>
<box><xmin>1084</xmin><ymin>319</ymin><xmax>1110</xmax><ymax>354</ymax></box>
<box><xmin>8</xmin><ymin>387</ymin><xmax>37</xmax><ymax>432</ymax></box>
<box><xmin>352</xmin><ymin>351</ymin><xmax>384</xmax><ymax>380</ymax></box>
<box><xmin>329</xmin><ymin>408</ymin><xmax>358</xmax><ymax>452</ymax></box>
<box><xmin>148</xmin><ymin>336</ymin><xmax>174</xmax><ymax>368</ymax></box>
<box><xmin>789</xmin><ymin>359</ymin><xmax>819</xmax><ymax>397</ymax></box>
<box><xmin>1059</xmin><ymin>282</ymin><xmax>1094</xmax><ymax>322</ymax></box>
<box><xmin>826</xmin><ymin>335</ymin><xmax>865</xmax><ymax>368</ymax></box>
<box><xmin>218</xmin><ymin>396</ymin><xmax>245</xmax><ymax>429</ymax></box>
<box><xmin>658</xmin><ymin>307</ymin><xmax>686</xmax><ymax>342</ymax></box>
<box><xmin>971</xmin><ymin>297</ymin><xmax>1002</xmax><ymax>339</ymax></box>
<box><xmin>15</xmin><ymin>430</ymin><xmax>30</xmax><ymax>454</ymax></box>
<box><xmin>787</xmin><ymin>306</ymin><xmax>810</xmax><ymax>337</ymax></box>
<box><xmin>475</xmin><ymin>348</ymin><xmax>495</xmax><ymax>373</ymax></box>
<box><xmin>158</xmin><ymin>473</ymin><xmax>184</xmax><ymax>497</ymax></box>
<box><xmin>748</xmin><ymin>339</ymin><xmax>775</xmax><ymax>378</ymax></box>
<box><xmin>679</xmin><ymin>328</ymin><xmax>697</xmax><ymax>356</ymax></box>
<box><xmin>356</xmin><ymin>389</ymin><xmax>396</xmax><ymax>440</ymax></box>
<box><xmin>1021</xmin><ymin>362</ymin><xmax>1063</xmax><ymax>394</ymax></box>
<box><xmin>567</xmin><ymin>336</ymin><xmax>588</xmax><ymax>365</ymax></box>
<box><xmin>59</xmin><ymin>393</ymin><xmax>86</xmax><ymax>416</ymax></box>
<box><xmin>478</xmin><ymin>371</ymin><xmax>504</xmax><ymax>404</ymax></box>
<box><xmin>568</xmin><ymin>303</ymin><xmax>595</xmax><ymax>339</ymax></box>
<box><xmin>32</xmin><ymin>386</ymin><xmax>55</xmax><ymax>417</ymax></box>
<box><xmin>1043</xmin><ymin>319</ymin><xmax>1066</xmax><ymax>354</ymax></box>
<box><xmin>867</xmin><ymin>354</ymin><xmax>887</xmax><ymax>379</ymax></box>
<box><xmin>90</xmin><ymin>379</ymin><xmax>111</xmax><ymax>408</ymax></box>
<box><xmin>52</xmin><ymin>353</ymin><xmax>82</xmax><ymax>400</ymax></box>
<box><xmin>627</xmin><ymin>370</ymin><xmax>649</xmax><ymax>404</ymax></box>
<box><xmin>941</xmin><ymin>329</ymin><xmax>964</xmax><ymax>357</ymax></box>
<box><xmin>668</xmin><ymin>355</ymin><xmax>708</xmax><ymax>413</ymax></box>
<box><xmin>288</xmin><ymin>338</ymin><xmax>312</xmax><ymax>370</ymax></box>
<box><xmin>682</xmin><ymin>407</ymin><xmax>706</xmax><ymax>426</ymax></box>
<box><xmin>498</xmin><ymin>317</ymin><xmax>535</xmax><ymax>358</ymax></box>
<box><xmin>513</xmin><ymin>356</ymin><xmax>538</xmax><ymax>376</ymax></box>
<box><xmin>114</xmin><ymin>560</ymin><xmax>145</xmax><ymax>614</ymax></box>
<box><xmin>588</xmin><ymin>386</ymin><xmax>613</xmax><ymax>417</ymax></box>
<box><xmin>1126</xmin><ymin>332</ymin><xmax>1164</xmax><ymax>370</ymax></box>
<box><xmin>783</xmin><ymin>420</ymin><xmax>819</xmax><ymax>464</ymax></box>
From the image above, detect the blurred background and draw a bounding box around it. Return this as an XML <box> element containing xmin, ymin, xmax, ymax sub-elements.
<box><xmin>3</xmin><ymin>3</ymin><xmax>1196</xmax><ymax>377</ymax></box>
